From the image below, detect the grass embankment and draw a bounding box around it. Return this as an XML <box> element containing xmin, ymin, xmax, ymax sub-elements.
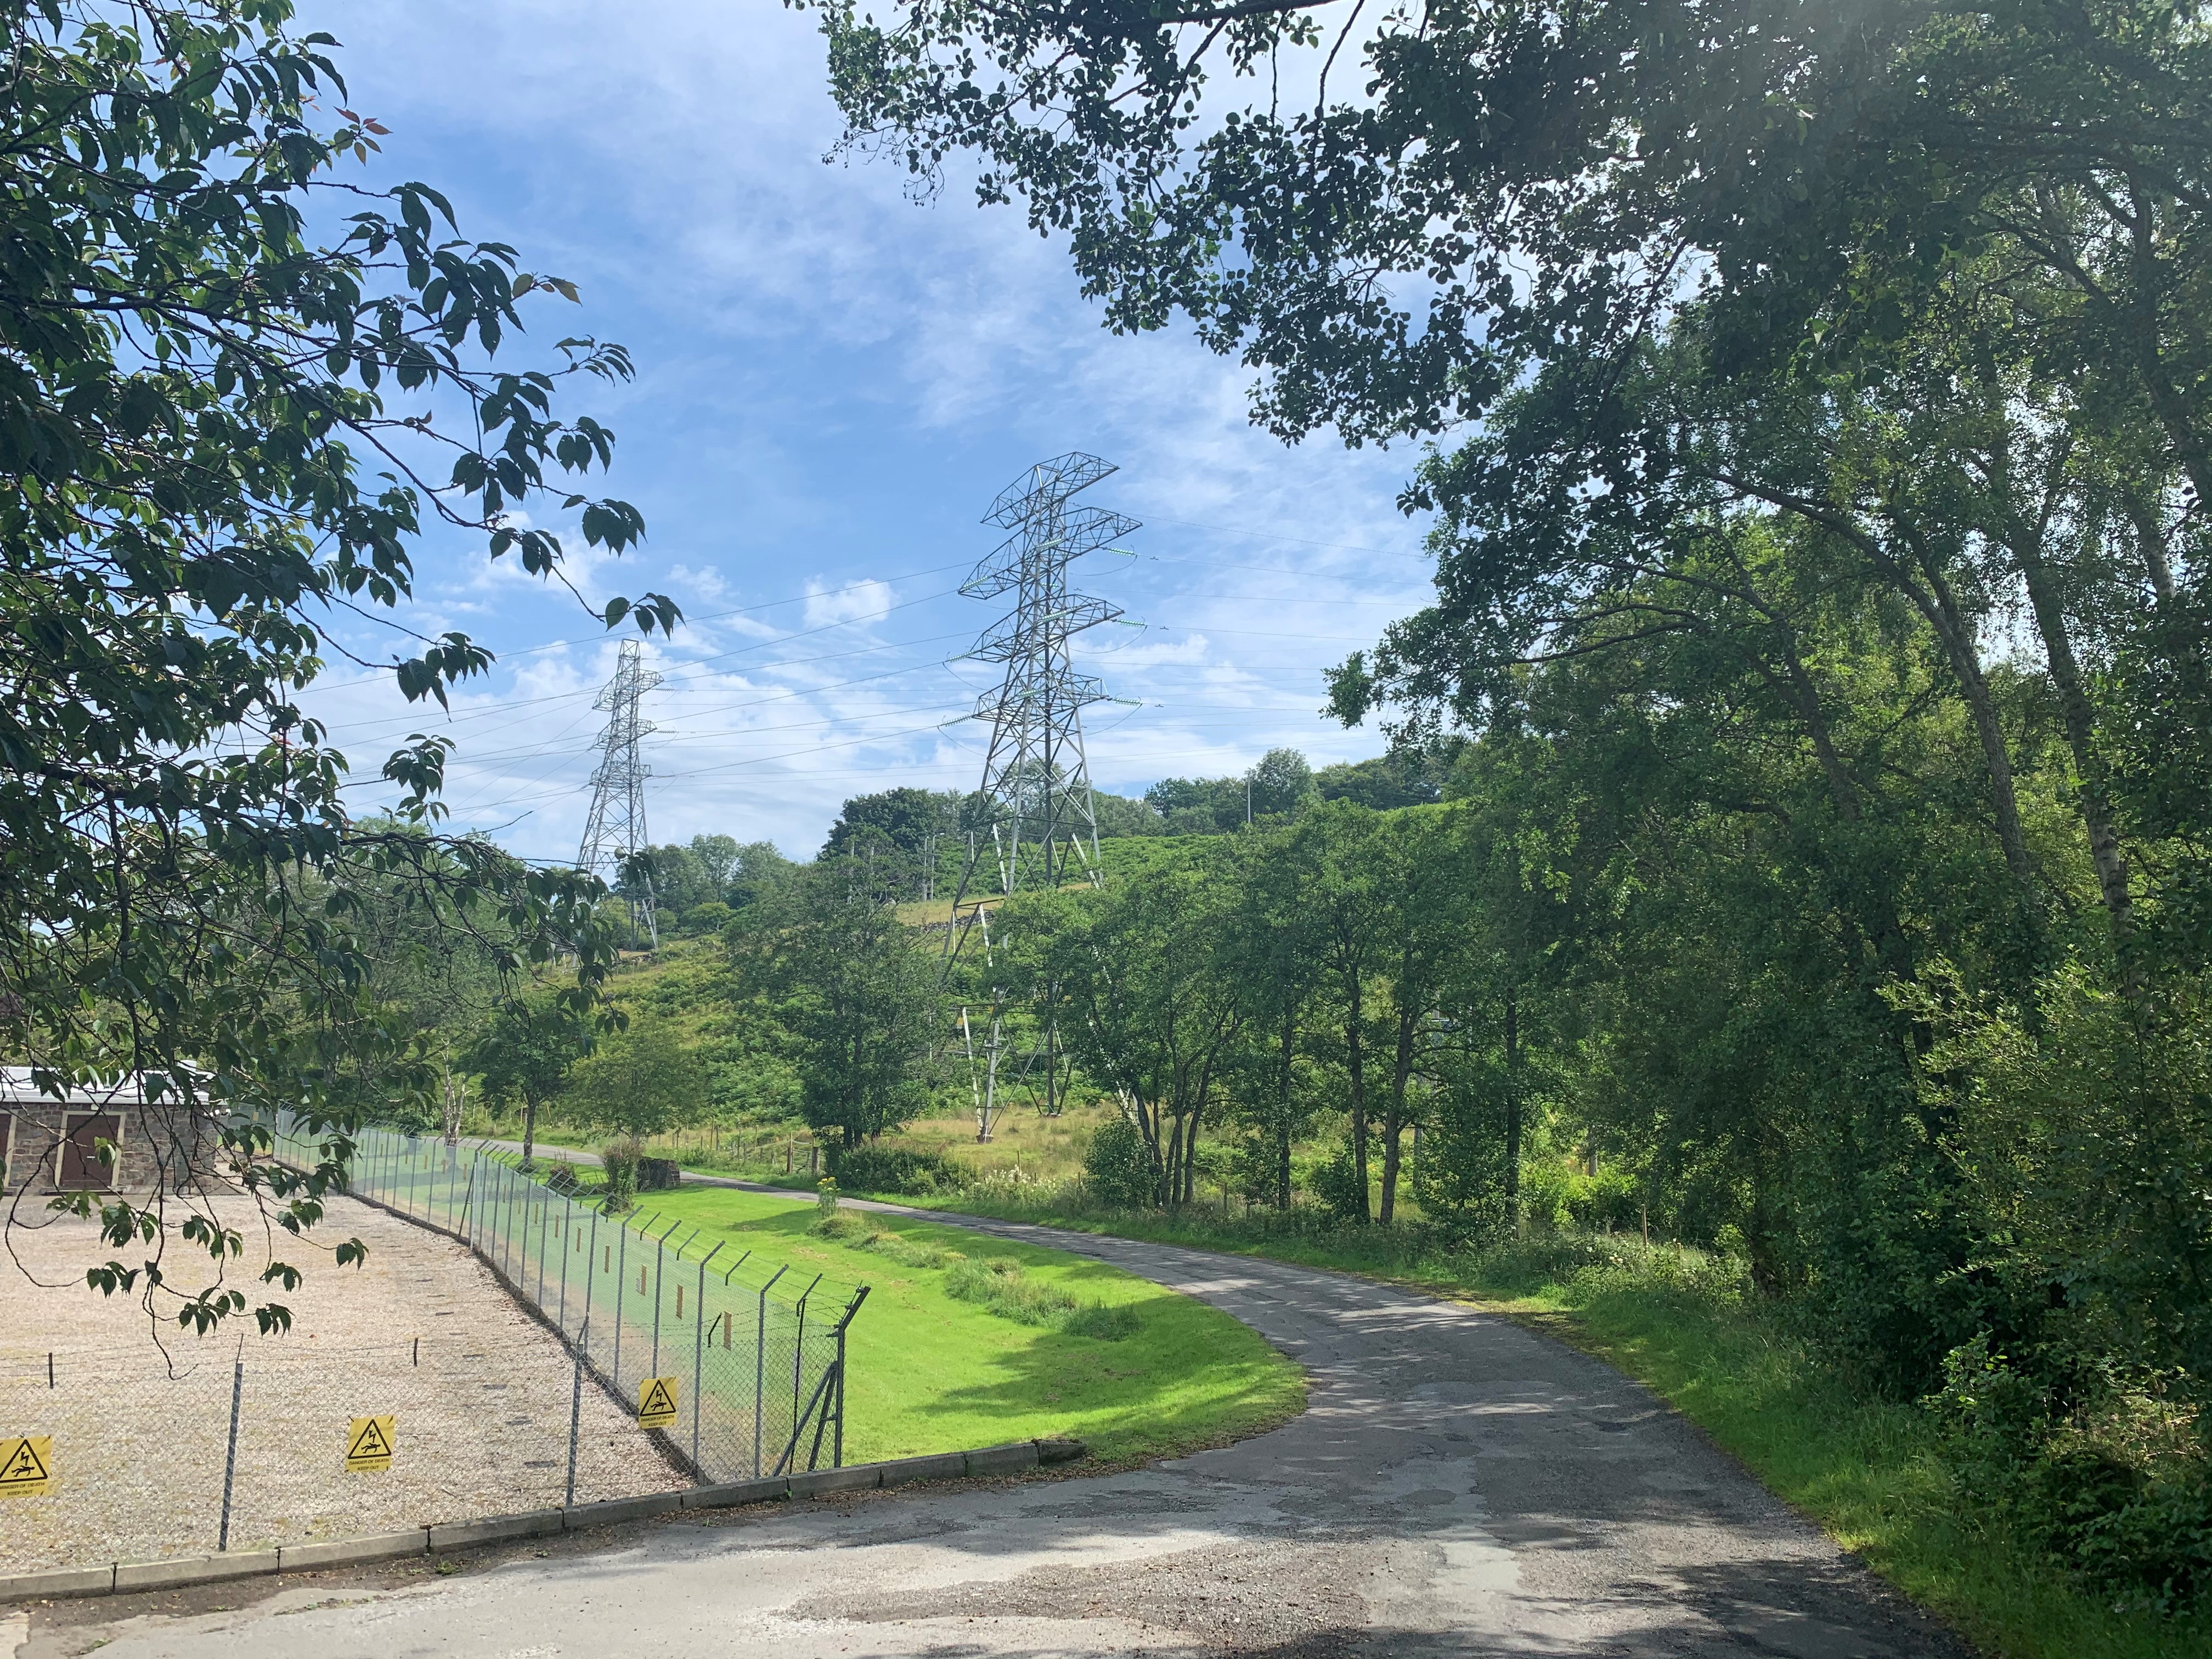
<box><xmin>618</xmin><ymin>1184</ymin><xmax>1303</xmax><ymax>1469</ymax></box>
<box><xmin>809</xmin><ymin>1191</ymin><xmax>2204</xmax><ymax>1659</ymax></box>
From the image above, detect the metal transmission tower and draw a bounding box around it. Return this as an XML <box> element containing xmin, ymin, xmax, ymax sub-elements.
<box><xmin>574</xmin><ymin>639</ymin><xmax>663</xmax><ymax>948</ymax></box>
<box><xmin>945</xmin><ymin>453</ymin><xmax>1138</xmax><ymax>1139</ymax></box>
<box><xmin>962</xmin><ymin>452</ymin><xmax>1135</xmax><ymax>892</ymax></box>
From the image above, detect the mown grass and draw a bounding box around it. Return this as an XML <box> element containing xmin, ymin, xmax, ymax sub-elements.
<box><xmin>629</xmin><ymin>1184</ymin><xmax>1304</xmax><ymax>1469</ymax></box>
<box><xmin>840</xmin><ymin>1189</ymin><xmax>2208</xmax><ymax>1659</ymax></box>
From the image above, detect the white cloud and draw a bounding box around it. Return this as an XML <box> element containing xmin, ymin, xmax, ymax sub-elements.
<box><xmin>286</xmin><ymin>0</ymin><xmax>1443</xmax><ymax>861</ymax></box>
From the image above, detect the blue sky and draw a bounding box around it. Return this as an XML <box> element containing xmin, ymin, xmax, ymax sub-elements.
<box><xmin>294</xmin><ymin>0</ymin><xmax>1437</xmax><ymax>862</ymax></box>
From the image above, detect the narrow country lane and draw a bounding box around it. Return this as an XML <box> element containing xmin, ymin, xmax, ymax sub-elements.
<box><xmin>28</xmin><ymin>1173</ymin><xmax>1972</xmax><ymax>1658</ymax></box>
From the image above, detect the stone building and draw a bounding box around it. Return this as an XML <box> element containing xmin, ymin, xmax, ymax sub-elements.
<box><xmin>0</xmin><ymin>1069</ymin><xmax>217</xmax><ymax>1195</ymax></box>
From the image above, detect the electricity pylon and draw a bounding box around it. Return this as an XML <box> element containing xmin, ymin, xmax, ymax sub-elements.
<box><xmin>575</xmin><ymin>639</ymin><xmax>662</xmax><ymax>948</ymax></box>
<box><xmin>945</xmin><ymin>453</ymin><xmax>1137</xmax><ymax>1138</ymax></box>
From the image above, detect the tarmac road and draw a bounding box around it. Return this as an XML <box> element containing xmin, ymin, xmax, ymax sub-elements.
<box><xmin>24</xmin><ymin>1181</ymin><xmax>1972</xmax><ymax>1658</ymax></box>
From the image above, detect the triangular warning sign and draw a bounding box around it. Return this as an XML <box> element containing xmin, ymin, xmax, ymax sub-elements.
<box><xmin>636</xmin><ymin>1375</ymin><xmax>678</xmax><ymax>1427</ymax></box>
<box><xmin>0</xmin><ymin>1438</ymin><xmax>49</xmax><ymax>1488</ymax></box>
<box><xmin>345</xmin><ymin>1415</ymin><xmax>396</xmax><ymax>1471</ymax></box>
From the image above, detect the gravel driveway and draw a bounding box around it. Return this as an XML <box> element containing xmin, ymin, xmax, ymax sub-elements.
<box><xmin>23</xmin><ymin>1197</ymin><xmax>1971</xmax><ymax>1657</ymax></box>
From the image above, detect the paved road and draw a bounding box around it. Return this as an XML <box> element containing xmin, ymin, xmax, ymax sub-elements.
<box><xmin>27</xmin><ymin>1171</ymin><xmax>1970</xmax><ymax>1658</ymax></box>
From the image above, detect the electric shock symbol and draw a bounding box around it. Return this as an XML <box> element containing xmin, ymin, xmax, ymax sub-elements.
<box><xmin>636</xmin><ymin>1376</ymin><xmax>678</xmax><ymax>1429</ymax></box>
<box><xmin>0</xmin><ymin>1436</ymin><xmax>52</xmax><ymax>1496</ymax></box>
<box><xmin>346</xmin><ymin>1415</ymin><xmax>396</xmax><ymax>1472</ymax></box>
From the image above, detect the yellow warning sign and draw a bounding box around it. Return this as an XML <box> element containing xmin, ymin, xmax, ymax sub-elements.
<box><xmin>0</xmin><ymin>1436</ymin><xmax>52</xmax><ymax>1497</ymax></box>
<box><xmin>345</xmin><ymin>1415</ymin><xmax>396</xmax><ymax>1472</ymax></box>
<box><xmin>636</xmin><ymin>1375</ymin><xmax>679</xmax><ymax>1429</ymax></box>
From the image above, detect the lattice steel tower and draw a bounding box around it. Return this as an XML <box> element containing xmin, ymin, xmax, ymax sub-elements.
<box><xmin>946</xmin><ymin>453</ymin><xmax>1136</xmax><ymax>1138</ymax></box>
<box><xmin>575</xmin><ymin>639</ymin><xmax>663</xmax><ymax>947</ymax></box>
<box><xmin>960</xmin><ymin>452</ymin><xmax>1135</xmax><ymax>894</ymax></box>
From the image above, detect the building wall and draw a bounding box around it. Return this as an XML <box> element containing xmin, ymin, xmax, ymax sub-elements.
<box><xmin>0</xmin><ymin>1100</ymin><xmax>216</xmax><ymax>1195</ymax></box>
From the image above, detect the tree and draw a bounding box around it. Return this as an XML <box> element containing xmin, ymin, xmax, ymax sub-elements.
<box><xmin>1243</xmin><ymin>747</ymin><xmax>1314</xmax><ymax>821</ymax></box>
<box><xmin>1220</xmin><ymin>832</ymin><xmax>1327</xmax><ymax>1209</ymax></box>
<box><xmin>1367</xmin><ymin>807</ymin><xmax>1475</xmax><ymax>1223</ymax></box>
<box><xmin>1044</xmin><ymin>850</ymin><xmax>1246</xmax><ymax>1206</ymax></box>
<box><xmin>1</xmin><ymin>2</ymin><xmax>671</xmax><ymax>1336</ymax></box>
<box><xmin>463</xmin><ymin>993</ymin><xmax>595</xmax><ymax>1171</ymax></box>
<box><xmin>1279</xmin><ymin>802</ymin><xmax>1387</xmax><ymax>1221</ymax></box>
<box><xmin>1091</xmin><ymin>791</ymin><xmax>1165</xmax><ymax>839</ymax></box>
<box><xmin>619</xmin><ymin>834</ymin><xmax>754</xmax><ymax>924</ymax></box>
<box><xmin>1143</xmin><ymin>751</ymin><xmax>1313</xmax><ymax>833</ymax></box>
<box><xmin>729</xmin><ymin>864</ymin><xmax>941</xmax><ymax>1147</ymax></box>
<box><xmin>343</xmin><ymin>823</ymin><xmax>521</xmax><ymax>1138</ymax></box>
<box><xmin>560</xmin><ymin>1013</ymin><xmax>706</xmax><ymax>1143</ymax></box>
<box><xmin>725</xmin><ymin>841</ymin><xmax>798</xmax><ymax>910</ymax></box>
<box><xmin>819</xmin><ymin>786</ymin><xmax>962</xmax><ymax>857</ymax></box>
<box><xmin>1315</xmin><ymin>754</ymin><xmax>1444</xmax><ymax>811</ymax></box>
<box><xmin>816</xmin><ymin>0</ymin><xmax>2212</xmax><ymax>493</ymax></box>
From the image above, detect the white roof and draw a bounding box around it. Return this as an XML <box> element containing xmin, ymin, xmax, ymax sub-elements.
<box><xmin>0</xmin><ymin>1067</ymin><xmax>148</xmax><ymax>1107</ymax></box>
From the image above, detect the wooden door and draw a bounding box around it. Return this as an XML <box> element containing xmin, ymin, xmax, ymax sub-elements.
<box><xmin>58</xmin><ymin>1113</ymin><xmax>121</xmax><ymax>1190</ymax></box>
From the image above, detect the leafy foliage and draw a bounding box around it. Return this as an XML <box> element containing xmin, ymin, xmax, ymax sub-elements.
<box><xmin>1</xmin><ymin>2</ymin><xmax>674</xmax><ymax>1335</ymax></box>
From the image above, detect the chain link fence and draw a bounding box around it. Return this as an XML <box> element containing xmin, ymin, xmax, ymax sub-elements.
<box><xmin>278</xmin><ymin>1118</ymin><xmax>867</xmax><ymax>1487</ymax></box>
<box><xmin>0</xmin><ymin>1123</ymin><xmax>866</xmax><ymax>1574</ymax></box>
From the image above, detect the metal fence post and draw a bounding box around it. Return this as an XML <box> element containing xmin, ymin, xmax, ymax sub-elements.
<box><xmin>792</xmin><ymin>1280</ymin><xmax>814</xmax><ymax>1454</ymax></box>
<box><xmin>651</xmin><ymin>1234</ymin><xmax>665</xmax><ymax>1378</ymax></box>
<box><xmin>613</xmin><ymin>1218</ymin><xmax>628</xmax><ymax>1391</ymax></box>
<box><xmin>585</xmin><ymin>1211</ymin><xmax>599</xmax><ymax>1364</ymax></box>
<box><xmin>753</xmin><ymin>1263</ymin><xmax>786</xmax><ymax>1478</ymax></box>
<box><xmin>558</xmin><ymin>1201</ymin><xmax>571</xmax><ymax>1334</ymax></box>
<box><xmin>459</xmin><ymin>1159</ymin><xmax>477</xmax><ymax>1246</ymax></box>
<box><xmin>217</xmin><ymin>1355</ymin><xmax>243</xmax><ymax>1551</ymax></box>
<box><xmin>691</xmin><ymin>1256</ymin><xmax>706</xmax><ymax>1479</ymax></box>
<box><xmin>566</xmin><ymin>1314</ymin><xmax>588</xmax><ymax>1509</ymax></box>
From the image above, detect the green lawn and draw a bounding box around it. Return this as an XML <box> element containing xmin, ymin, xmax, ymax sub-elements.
<box><xmin>629</xmin><ymin>1184</ymin><xmax>1305</xmax><ymax>1468</ymax></box>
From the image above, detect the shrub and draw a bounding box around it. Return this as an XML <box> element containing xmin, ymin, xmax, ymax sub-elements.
<box><xmin>1932</xmin><ymin>1336</ymin><xmax>2212</xmax><ymax>1613</ymax></box>
<box><xmin>826</xmin><ymin>1142</ymin><xmax>966</xmax><ymax>1195</ymax></box>
<box><xmin>1082</xmin><ymin>1115</ymin><xmax>1157</xmax><ymax>1209</ymax></box>
<box><xmin>600</xmin><ymin>1141</ymin><xmax>640</xmax><ymax>1212</ymax></box>
<box><xmin>682</xmin><ymin>900</ymin><xmax>733</xmax><ymax>935</ymax></box>
<box><xmin>1307</xmin><ymin>1139</ymin><xmax>1369</xmax><ymax>1223</ymax></box>
<box><xmin>809</xmin><ymin>1208</ymin><xmax>873</xmax><ymax>1242</ymax></box>
<box><xmin>941</xmin><ymin>1252</ymin><xmax>1138</xmax><ymax>1338</ymax></box>
<box><xmin>1564</xmin><ymin>1167</ymin><xmax>1643</xmax><ymax>1232</ymax></box>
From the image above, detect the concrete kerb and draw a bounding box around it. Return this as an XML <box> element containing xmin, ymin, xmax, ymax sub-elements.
<box><xmin>0</xmin><ymin>1437</ymin><xmax>1087</xmax><ymax>1605</ymax></box>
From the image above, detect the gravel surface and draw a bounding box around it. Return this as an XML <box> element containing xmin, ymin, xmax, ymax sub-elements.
<box><xmin>28</xmin><ymin>1197</ymin><xmax>1977</xmax><ymax>1657</ymax></box>
<box><xmin>0</xmin><ymin>1194</ymin><xmax>681</xmax><ymax>1571</ymax></box>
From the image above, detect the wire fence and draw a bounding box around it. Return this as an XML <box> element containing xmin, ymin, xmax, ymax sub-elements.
<box><xmin>0</xmin><ymin>1328</ymin><xmax>665</xmax><ymax>1569</ymax></box>
<box><xmin>0</xmin><ymin>1124</ymin><xmax>869</xmax><ymax>1574</ymax></box>
<box><xmin>275</xmin><ymin>1118</ymin><xmax>868</xmax><ymax>1489</ymax></box>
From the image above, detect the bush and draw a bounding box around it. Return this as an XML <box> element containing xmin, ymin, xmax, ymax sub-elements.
<box><xmin>825</xmin><ymin>1142</ymin><xmax>965</xmax><ymax>1195</ymax></box>
<box><xmin>1307</xmin><ymin>1139</ymin><xmax>1369</xmax><ymax>1223</ymax></box>
<box><xmin>943</xmin><ymin>1253</ymin><xmax>1137</xmax><ymax>1339</ymax></box>
<box><xmin>810</xmin><ymin>1208</ymin><xmax>873</xmax><ymax>1242</ymax></box>
<box><xmin>1564</xmin><ymin>1167</ymin><xmax>1643</xmax><ymax>1232</ymax></box>
<box><xmin>598</xmin><ymin>1142</ymin><xmax>641</xmax><ymax>1212</ymax></box>
<box><xmin>1932</xmin><ymin>1336</ymin><xmax>2212</xmax><ymax>1613</ymax></box>
<box><xmin>682</xmin><ymin>900</ymin><xmax>733</xmax><ymax>935</ymax></box>
<box><xmin>1082</xmin><ymin>1115</ymin><xmax>1157</xmax><ymax>1209</ymax></box>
